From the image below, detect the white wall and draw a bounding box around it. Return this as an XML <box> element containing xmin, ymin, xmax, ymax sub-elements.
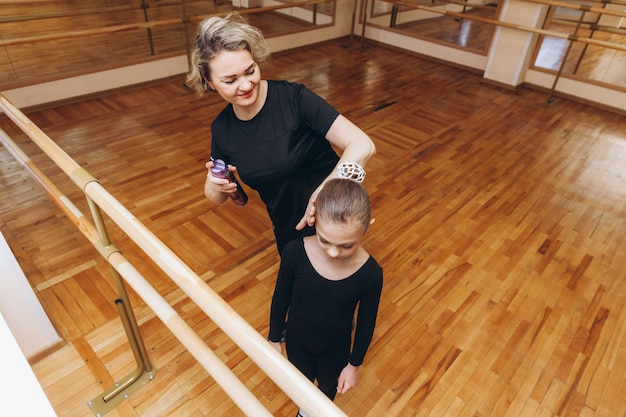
<box><xmin>483</xmin><ymin>1</ymin><xmax>548</xmax><ymax>87</ymax></box>
<box><xmin>0</xmin><ymin>313</ymin><xmax>57</xmax><ymax>416</ymax></box>
<box><xmin>0</xmin><ymin>231</ymin><xmax>61</xmax><ymax>359</ymax></box>
<box><xmin>3</xmin><ymin>56</ymin><xmax>190</xmax><ymax>110</ymax></box>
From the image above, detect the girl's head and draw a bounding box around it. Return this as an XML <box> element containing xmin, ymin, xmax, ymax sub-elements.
<box><xmin>315</xmin><ymin>179</ymin><xmax>372</xmax><ymax>259</ymax></box>
<box><xmin>186</xmin><ymin>13</ymin><xmax>271</xmax><ymax>94</ymax></box>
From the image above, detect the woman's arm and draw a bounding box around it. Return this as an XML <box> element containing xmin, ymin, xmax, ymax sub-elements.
<box><xmin>325</xmin><ymin>114</ymin><xmax>376</xmax><ymax>168</ymax></box>
<box><xmin>296</xmin><ymin>115</ymin><xmax>376</xmax><ymax>229</ymax></box>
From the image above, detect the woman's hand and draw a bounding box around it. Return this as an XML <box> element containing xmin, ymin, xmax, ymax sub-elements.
<box><xmin>295</xmin><ymin>181</ymin><xmax>326</xmax><ymax>230</ymax></box>
<box><xmin>295</xmin><ymin>196</ymin><xmax>317</xmax><ymax>230</ymax></box>
<box><xmin>203</xmin><ymin>160</ymin><xmax>238</xmax><ymax>204</ymax></box>
<box><xmin>336</xmin><ymin>363</ymin><xmax>360</xmax><ymax>394</ymax></box>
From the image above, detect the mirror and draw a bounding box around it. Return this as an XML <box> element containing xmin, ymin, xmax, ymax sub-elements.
<box><xmin>0</xmin><ymin>0</ymin><xmax>335</xmax><ymax>87</ymax></box>
<box><xmin>531</xmin><ymin>5</ymin><xmax>626</xmax><ymax>89</ymax></box>
<box><xmin>366</xmin><ymin>0</ymin><xmax>501</xmax><ymax>53</ymax></box>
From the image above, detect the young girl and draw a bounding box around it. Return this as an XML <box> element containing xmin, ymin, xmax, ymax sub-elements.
<box><xmin>268</xmin><ymin>178</ymin><xmax>383</xmax><ymax>415</ymax></box>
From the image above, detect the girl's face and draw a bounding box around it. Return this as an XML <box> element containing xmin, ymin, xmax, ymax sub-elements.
<box><xmin>314</xmin><ymin>217</ymin><xmax>366</xmax><ymax>261</ymax></box>
<box><xmin>207</xmin><ymin>49</ymin><xmax>261</xmax><ymax>108</ymax></box>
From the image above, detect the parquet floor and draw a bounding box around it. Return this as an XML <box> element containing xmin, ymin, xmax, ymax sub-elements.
<box><xmin>1</xmin><ymin>38</ymin><xmax>625</xmax><ymax>417</ymax></box>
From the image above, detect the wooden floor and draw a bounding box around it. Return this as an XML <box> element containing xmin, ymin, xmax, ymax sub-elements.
<box><xmin>1</xmin><ymin>39</ymin><xmax>626</xmax><ymax>417</ymax></box>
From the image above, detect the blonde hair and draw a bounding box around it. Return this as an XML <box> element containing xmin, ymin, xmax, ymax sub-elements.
<box><xmin>316</xmin><ymin>179</ymin><xmax>372</xmax><ymax>232</ymax></box>
<box><xmin>186</xmin><ymin>13</ymin><xmax>271</xmax><ymax>94</ymax></box>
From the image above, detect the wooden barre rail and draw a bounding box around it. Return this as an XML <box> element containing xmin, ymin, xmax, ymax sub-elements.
<box><xmin>553</xmin><ymin>18</ymin><xmax>626</xmax><ymax>36</ymax></box>
<box><xmin>0</xmin><ymin>4</ymin><xmax>151</xmax><ymax>24</ymax></box>
<box><xmin>524</xmin><ymin>0</ymin><xmax>626</xmax><ymax>18</ymax></box>
<box><xmin>446</xmin><ymin>0</ymin><xmax>499</xmax><ymax>11</ymax></box>
<box><xmin>0</xmin><ymin>17</ymin><xmax>183</xmax><ymax>47</ymax></box>
<box><xmin>0</xmin><ymin>127</ymin><xmax>271</xmax><ymax>417</ymax></box>
<box><xmin>0</xmin><ymin>0</ymin><xmax>334</xmax><ymax>47</ymax></box>
<box><xmin>0</xmin><ymin>0</ymin><xmax>66</xmax><ymax>3</ymax></box>
<box><xmin>0</xmin><ymin>0</ymin><xmax>210</xmax><ymax>23</ymax></box>
<box><xmin>0</xmin><ymin>92</ymin><xmax>347</xmax><ymax>417</ymax></box>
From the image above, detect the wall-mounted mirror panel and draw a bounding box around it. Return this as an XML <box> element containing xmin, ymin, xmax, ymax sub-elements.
<box><xmin>531</xmin><ymin>5</ymin><xmax>626</xmax><ymax>90</ymax></box>
<box><xmin>0</xmin><ymin>0</ymin><xmax>335</xmax><ymax>87</ymax></box>
<box><xmin>366</xmin><ymin>0</ymin><xmax>501</xmax><ymax>53</ymax></box>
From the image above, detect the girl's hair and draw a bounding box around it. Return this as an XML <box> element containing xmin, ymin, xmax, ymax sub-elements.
<box><xmin>186</xmin><ymin>13</ymin><xmax>271</xmax><ymax>94</ymax></box>
<box><xmin>316</xmin><ymin>178</ymin><xmax>372</xmax><ymax>232</ymax></box>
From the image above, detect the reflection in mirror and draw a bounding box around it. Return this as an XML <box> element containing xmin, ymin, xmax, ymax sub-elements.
<box><xmin>366</xmin><ymin>0</ymin><xmax>501</xmax><ymax>53</ymax></box>
<box><xmin>532</xmin><ymin>5</ymin><xmax>626</xmax><ymax>89</ymax></box>
<box><xmin>0</xmin><ymin>0</ymin><xmax>335</xmax><ymax>87</ymax></box>
<box><xmin>239</xmin><ymin>0</ymin><xmax>336</xmax><ymax>36</ymax></box>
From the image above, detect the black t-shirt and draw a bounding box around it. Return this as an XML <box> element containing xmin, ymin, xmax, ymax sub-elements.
<box><xmin>269</xmin><ymin>238</ymin><xmax>383</xmax><ymax>366</ymax></box>
<box><xmin>211</xmin><ymin>80</ymin><xmax>340</xmax><ymax>251</ymax></box>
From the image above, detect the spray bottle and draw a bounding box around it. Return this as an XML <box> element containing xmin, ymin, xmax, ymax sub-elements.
<box><xmin>210</xmin><ymin>159</ymin><xmax>248</xmax><ymax>206</ymax></box>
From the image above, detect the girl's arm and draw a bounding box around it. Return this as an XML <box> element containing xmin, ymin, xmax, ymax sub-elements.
<box><xmin>336</xmin><ymin>363</ymin><xmax>360</xmax><ymax>394</ymax></box>
<box><xmin>268</xmin><ymin>246</ymin><xmax>296</xmax><ymax>342</ymax></box>
<box><xmin>339</xmin><ymin>266</ymin><xmax>383</xmax><ymax>394</ymax></box>
<box><xmin>350</xmin><ymin>268</ymin><xmax>383</xmax><ymax>366</ymax></box>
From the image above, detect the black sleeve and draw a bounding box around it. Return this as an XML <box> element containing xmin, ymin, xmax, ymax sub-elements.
<box><xmin>349</xmin><ymin>264</ymin><xmax>383</xmax><ymax>366</ymax></box>
<box><xmin>296</xmin><ymin>83</ymin><xmax>340</xmax><ymax>137</ymax></box>
<box><xmin>268</xmin><ymin>243</ymin><xmax>297</xmax><ymax>342</ymax></box>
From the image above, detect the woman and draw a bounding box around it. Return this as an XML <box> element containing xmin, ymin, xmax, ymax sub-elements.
<box><xmin>186</xmin><ymin>13</ymin><xmax>375</xmax><ymax>254</ymax></box>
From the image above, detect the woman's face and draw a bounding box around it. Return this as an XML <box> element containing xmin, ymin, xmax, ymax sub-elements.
<box><xmin>207</xmin><ymin>49</ymin><xmax>261</xmax><ymax>108</ymax></box>
<box><xmin>314</xmin><ymin>217</ymin><xmax>365</xmax><ymax>261</ymax></box>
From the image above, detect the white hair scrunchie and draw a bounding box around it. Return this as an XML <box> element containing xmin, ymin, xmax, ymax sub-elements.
<box><xmin>337</xmin><ymin>162</ymin><xmax>366</xmax><ymax>183</ymax></box>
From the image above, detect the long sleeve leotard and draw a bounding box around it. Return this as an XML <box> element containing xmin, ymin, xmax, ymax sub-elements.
<box><xmin>269</xmin><ymin>238</ymin><xmax>383</xmax><ymax>366</ymax></box>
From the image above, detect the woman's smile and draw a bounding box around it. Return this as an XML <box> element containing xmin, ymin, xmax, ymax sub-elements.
<box><xmin>238</xmin><ymin>88</ymin><xmax>254</xmax><ymax>99</ymax></box>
